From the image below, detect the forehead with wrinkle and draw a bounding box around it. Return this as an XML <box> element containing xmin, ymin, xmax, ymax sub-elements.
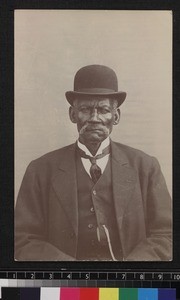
<box><xmin>72</xmin><ymin>98</ymin><xmax>118</xmax><ymax>108</ymax></box>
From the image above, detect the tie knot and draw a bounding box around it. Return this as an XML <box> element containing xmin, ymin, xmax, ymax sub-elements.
<box><xmin>90</xmin><ymin>157</ymin><xmax>97</xmax><ymax>164</ymax></box>
<box><xmin>77</xmin><ymin>143</ymin><xmax>110</xmax><ymax>184</ymax></box>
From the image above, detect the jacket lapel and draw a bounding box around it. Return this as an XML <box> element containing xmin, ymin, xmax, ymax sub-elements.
<box><xmin>111</xmin><ymin>141</ymin><xmax>137</xmax><ymax>231</ymax></box>
<box><xmin>52</xmin><ymin>144</ymin><xmax>78</xmax><ymax>236</ymax></box>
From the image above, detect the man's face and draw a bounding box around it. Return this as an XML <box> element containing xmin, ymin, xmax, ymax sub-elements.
<box><xmin>69</xmin><ymin>97</ymin><xmax>120</xmax><ymax>144</ymax></box>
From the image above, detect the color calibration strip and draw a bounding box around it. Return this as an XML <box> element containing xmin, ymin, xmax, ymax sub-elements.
<box><xmin>0</xmin><ymin>288</ymin><xmax>176</xmax><ymax>300</ymax></box>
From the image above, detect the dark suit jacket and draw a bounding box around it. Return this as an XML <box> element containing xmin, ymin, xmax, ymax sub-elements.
<box><xmin>15</xmin><ymin>141</ymin><xmax>172</xmax><ymax>261</ymax></box>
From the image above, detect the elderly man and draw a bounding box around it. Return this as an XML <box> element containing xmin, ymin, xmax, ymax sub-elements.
<box><xmin>15</xmin><ymin>65</ymin><xmax>172</xmax><ymax>261</ymax></box>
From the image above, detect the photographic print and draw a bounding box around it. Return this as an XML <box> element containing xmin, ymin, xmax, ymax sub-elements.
<box><xmin>14</xmin><ymin>10</ymin><xmax>172</xmax><ymax>261</ymax></box>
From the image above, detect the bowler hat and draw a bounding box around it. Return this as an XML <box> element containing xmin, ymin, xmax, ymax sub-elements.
<box><xmin>65</xmin><ymin>65</ymin><xmax>126</xmax><ymax>107</ymax></box>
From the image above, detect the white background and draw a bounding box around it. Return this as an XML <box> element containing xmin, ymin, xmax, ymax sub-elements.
<box><xmin>15</xmin><ymin>10</ymin><xmax>172</xmax><ymax>199</ymax></box>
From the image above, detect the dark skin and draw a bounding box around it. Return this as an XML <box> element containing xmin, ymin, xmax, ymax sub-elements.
<box><xmin>69</xmin><ymin>97</ymin><xmax>120</xmax><ymax>156</ymax></box>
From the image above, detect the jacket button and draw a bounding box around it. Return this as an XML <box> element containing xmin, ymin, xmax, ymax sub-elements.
<box><xmin>88</xmin><ymin>224</ymin><xmax>93</xmax><ymax>229</ymax></box>
<box><xmin>92</xmin><ymin>190</ymin><xmax>96</xmax><ymax>195</ymax></box>
<box><xmin>90</xmin><ymin>207</ymin><xmax>95</xmax><ymax>213</ymax></box>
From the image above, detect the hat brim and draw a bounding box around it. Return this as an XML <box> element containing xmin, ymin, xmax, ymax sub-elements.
<box><xmin>65</xmin><ymin>91</ymin><xmax>126</xmax><ymax>107</ymax></box>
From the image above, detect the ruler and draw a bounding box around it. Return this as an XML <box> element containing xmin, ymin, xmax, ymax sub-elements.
<box><xmin>1</xmin><ymin>271</ymin><xmax>180</xmax><ymax>281</ymax></box>
<box><xmin>0</xmin><ymin>271</ymin><xmax>180</xmax><ymax>288</ymax></box>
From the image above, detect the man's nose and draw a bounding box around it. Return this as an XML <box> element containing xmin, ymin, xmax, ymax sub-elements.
<box><xmin>89</xmin><ymin>109</ymin><xmax>100</xmax><ymax>122</ymax></box>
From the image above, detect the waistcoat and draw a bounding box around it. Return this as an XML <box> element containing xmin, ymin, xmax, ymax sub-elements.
<box><xmin>76</xmin><ymin>151</ymin><xmax>122</xmax><ymax>261</ymax></box>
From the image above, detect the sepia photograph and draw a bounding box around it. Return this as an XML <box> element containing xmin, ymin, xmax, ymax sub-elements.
<box><xmin>14</xmin><ymin>10</ymin><xmax>172</xmax><ymax>261</ymax></box>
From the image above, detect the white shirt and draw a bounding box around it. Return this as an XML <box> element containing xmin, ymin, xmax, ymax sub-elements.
<box><xmin>77</xmin><ymin>137</ymin><xmax>110</xmax><ymax>178</ymax></box>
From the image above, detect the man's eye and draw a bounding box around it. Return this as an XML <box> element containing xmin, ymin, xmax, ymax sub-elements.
<box><xmin>99</xmin><ymin>108</ymin><xmax>110</xmax><ymax>114</ymax></box>
<box><xmin>79</xmin><ymin>107</ymin><xmax>90</xmax><ymax>113</ymax></box>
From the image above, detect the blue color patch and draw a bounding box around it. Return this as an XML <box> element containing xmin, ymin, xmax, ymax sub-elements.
<box><xmin>138</xmin><ymin>288</ymin><xmax>158</xmax><ymax>300</ymax></box>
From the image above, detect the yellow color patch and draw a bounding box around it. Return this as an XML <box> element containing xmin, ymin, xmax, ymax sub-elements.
<box><xmin>99</xmin><ymin>288</ymin><xmax>119</xmax><ymax>300</ymax></box>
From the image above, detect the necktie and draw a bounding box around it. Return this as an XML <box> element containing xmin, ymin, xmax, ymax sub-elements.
<box><xmin>78</xmin><ymin>145</ymin><xmax>110</xmax><ymax>184</ymax></box>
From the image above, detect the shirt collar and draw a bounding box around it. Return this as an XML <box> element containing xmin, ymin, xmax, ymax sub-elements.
<box><xmin>77</xmin><ymin>137</ymin><xmax>110</xmax><ymax>157</ymax></box>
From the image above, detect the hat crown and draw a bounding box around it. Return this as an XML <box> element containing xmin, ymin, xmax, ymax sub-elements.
<box><xmin>65</xmin><ymin>64</ymin><xmax>126</xmax><ymax>107</ymax></box>
<box><xmin>74</xmin><ymin>65</ymin><xmax>118</xmax><ymax>92</ymax></box>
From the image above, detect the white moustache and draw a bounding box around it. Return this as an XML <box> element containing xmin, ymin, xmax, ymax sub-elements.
<box><xmin>79</xmin><ymin>124</ymin><xmax>110</xmax><ymax>136</ymax></box>
<box><xmin>79</xmin><ymin>123</ymin><xmax>89</xmax><ymax>135</ymax></box>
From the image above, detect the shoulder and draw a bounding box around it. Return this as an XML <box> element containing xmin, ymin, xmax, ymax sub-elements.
<box><xmin>112</xmin><ymin>141</ymin><xmax>153</xmax><ymax>158</ymax></box>
<box><xmin>26</xmin><ymin>143</ymin><xmax>75</xmax><ymax>172</ymax></box>
<box><xmin>111</xmin><ymin>141</ymin><xmax>159</xmax><ymax>170</ymax></box>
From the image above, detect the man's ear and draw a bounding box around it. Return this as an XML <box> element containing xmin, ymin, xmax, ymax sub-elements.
<box><xmin>113</xmin><ymin>108</ymin><xmax>120</xmax><ymax>125</ymax></box>
<box><xmin>69</xmin><ymin>106</ymin><xmax>77</xmax><ymax>123</ymax></box>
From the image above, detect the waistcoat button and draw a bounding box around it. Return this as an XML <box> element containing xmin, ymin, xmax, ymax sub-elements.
<box><xmin>88</xmin><ymin>224</ymin><xmax>93</xmax><ymax>229</ymax></box>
